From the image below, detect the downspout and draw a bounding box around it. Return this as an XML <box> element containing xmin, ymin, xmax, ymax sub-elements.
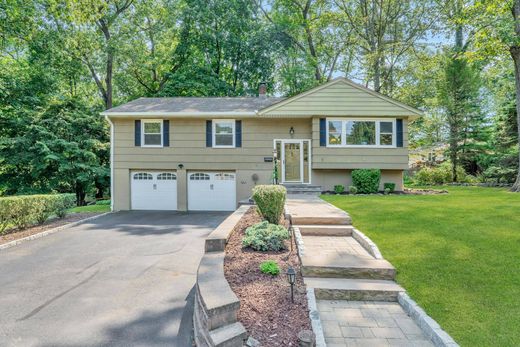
<box><xmin>105</xmin><ymin>115</ymin><xmax>115</xmax><ymax>212</ymax></box>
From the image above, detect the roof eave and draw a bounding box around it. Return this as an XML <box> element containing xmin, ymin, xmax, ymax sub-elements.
<box><xmin>100</xmin><ymin>111</ymin><xmax>258</xmax><ymax>117</ymax></box>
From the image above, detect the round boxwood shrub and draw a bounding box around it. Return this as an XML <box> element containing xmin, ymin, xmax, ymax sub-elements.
<box><xmin>252</xmin><ymin>185</ymin><xmax>287</xmax><ymax>224</ymax></box>
<box><xmin>242</xmin><ymin>221</ymin><xmax>290</xmax><ymax>251</ymax></box>
<box><xmin>352</xmin><ymin>169</ymin><xmax>381</xmax><ymax>193</ymax></box>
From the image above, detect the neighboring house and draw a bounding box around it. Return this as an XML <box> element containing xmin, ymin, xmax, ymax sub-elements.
<box><xmin>102</xmin><ymin>78</ymin><xmax>422</xmax><ymax>211</ymax></box>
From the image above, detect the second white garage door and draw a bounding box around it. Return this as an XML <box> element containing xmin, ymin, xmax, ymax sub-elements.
<box><xmin>188</xmin><ymin>172</ymin><xmax>236</xmax><ymax>211</ymax></box>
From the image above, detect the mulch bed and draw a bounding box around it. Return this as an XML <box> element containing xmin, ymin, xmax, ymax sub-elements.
<box><xmin>0</xmin><ymin>212</ymin><xmax>102</xmax><ymax>245</ymax></box>
<box><xmin>224</xmin><ymin>207</ymin><xmax>311</xmax><ymax>346</ymax></box>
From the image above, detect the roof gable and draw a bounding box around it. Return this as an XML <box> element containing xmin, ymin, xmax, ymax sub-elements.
<box><xmin>258</xmin><ymin>78</ymin><xmax>423</xmax><ymax>119</ymax></box>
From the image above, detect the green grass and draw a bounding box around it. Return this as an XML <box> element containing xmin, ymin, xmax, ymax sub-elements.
<box><xmin>69</xmin><ymin>204</ymin><xmax>110</xmax><ymax>213</ymax></box>
<box><xmin>322</xmin><ymin>187</ymin><xmax>520</xmax><ymax>347</ymax></box>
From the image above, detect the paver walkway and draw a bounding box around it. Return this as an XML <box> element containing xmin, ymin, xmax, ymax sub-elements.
<box><xmin>286</xmin><ymin>195</ymin><xmax>436</xmax><ymax>347</ymax></box>
<box><xmin>318</xmin><ymin>300</ymin><xmax>434</xmax><ymax>347</ymax></box>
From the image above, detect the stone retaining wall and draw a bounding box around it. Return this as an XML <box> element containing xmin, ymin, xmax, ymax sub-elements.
<box><xmin>194</xmin><ymin>206</ymin><xmax>250</xmax><ymax>347</ymax></box>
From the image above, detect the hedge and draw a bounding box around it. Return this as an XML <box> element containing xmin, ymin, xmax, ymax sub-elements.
<box><xmin>352</xmin><ymin>169</ymin><xmax>381</xmax><ymax>193</ymax></box>
<box><xmin>252</xmin><ymin>185</ymin><xmax>287</xmax><ymax>224</ymax></box>
<box><xmin>0</xmin><ymin>194</ymin><xmax>76</xmax><ymax>233</ymax></box>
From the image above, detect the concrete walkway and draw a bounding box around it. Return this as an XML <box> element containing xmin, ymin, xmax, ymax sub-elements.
<box><xmin>286</xmin><ymin>195</ymin><xmax>436</xmax><ymax>347</ymax></box>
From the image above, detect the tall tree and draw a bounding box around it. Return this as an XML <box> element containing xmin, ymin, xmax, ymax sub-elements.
<box><xmin>335</xmin><ymin>0</ymin><xmax>435</xmax><ymax>93</ymax></box>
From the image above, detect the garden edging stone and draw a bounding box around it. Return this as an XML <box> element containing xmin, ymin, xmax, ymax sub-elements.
<box><xmin>0</xmin><ymin>212</ymin><xmax>111</xmax><ymax>251</ymax></box>
<box><xmin>194</xmin><ymin>206</ymin><xmax>250</xmax><ymax>347</ymax></box>
<box><xmin>398</xmin><ymin>292</ymin><xmax>460</xmax><ymax>347</ymax></box>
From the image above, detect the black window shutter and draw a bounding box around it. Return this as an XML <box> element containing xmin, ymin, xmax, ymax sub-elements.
<box><xmin>319</xmin><ymin>118</ymin><xmax>326</xmax><ymax>146</ymax></box>
<box><xmin>135</xmin><ymin>120</ymin><xmax>141</xmax><ymax>146</ymax></box>
<box><xmin>235</xmin><ymin>120</ymin><xmax>242</xmax><ymax>147</ymax></box>
<box><xmin>163</xmin><ymin>120</ymin><xmax>170</xmax><ymax>147</ymax></box>
<box><xmin>206</xmin><ymin>120</ymin><xmax>212</xmax><ymax>147</ymax></box>
<box><xmin>396</xmin><ymin>119</ymin><xmax>403</xmax><ymax>147</ymax></box>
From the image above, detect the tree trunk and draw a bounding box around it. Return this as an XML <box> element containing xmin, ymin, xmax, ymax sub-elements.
<box><xmin>510</xmin><ymin>45</ymin><xmax>520</xmax><ymax>191</ymax></box>
<box><xmin>510</xmin><ymin>0</ymin><xmax>520</xmax><ymax>191</ymax></box>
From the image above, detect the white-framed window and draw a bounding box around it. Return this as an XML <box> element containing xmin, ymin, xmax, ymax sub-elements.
<box><xmin>133</xmin><ymin>172</ymin><xmax>153</xmax><ymax>180</ymax></box>
<box><xmin>213</xmin><ymin>120</ymin><xmax>235</xmax><ymax>148</ymax></box>
<box><xmin>141</xmin><ymin>120</ymin><xmax>163</xmax><ymax>147</ymax></box>
<box><xmin>157</xmin><ymin>172</ymin><xmax>176</xmax><ymax>180</ymax></box>
<box><xmin>190</xmin><ymin>173</ymin><xmax>210</xmax><ymax>180</ymax></box>
<box><xmin>326</xmin><ymin>118</ymin><xmax>396</xmax><ymax>147</ymax></box>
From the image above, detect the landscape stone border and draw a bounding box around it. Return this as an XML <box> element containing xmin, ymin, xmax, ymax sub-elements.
<box><xmin>398</xmin><ymin>292</ymin><xmax>459</xmax><ymax>347</ymax></box>
<box><xmin>305</xmin><ymin>288</ymin><xmax>326</xmax><ymax>347</ymax></box>
<box><xmin>194</xmin><ymin>205</ymin><xmax>250</xmax><ymax>347</ymax></box>
<box><xmin>351</xmin><ymin>228</ymin><xmax>383</xmax><ymax>259</ymax></box>
<box><xmin>0</xmin><ymin>212</ymin><xmax>111</xmax><ymax>251</ymax></box>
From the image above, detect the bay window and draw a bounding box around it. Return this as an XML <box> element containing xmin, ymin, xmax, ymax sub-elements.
<box><xmin>326</xmin><ymin>119</ymin><xmax>395</xmax><ymax>147</ymax></box>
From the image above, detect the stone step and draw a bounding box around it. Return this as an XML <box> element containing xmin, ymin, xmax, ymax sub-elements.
<box><xmin>291</xmin><ymin>215</ymin><xmax>352</xmax><ymax>225</ymax></box>
<box><xmin>301</xmin><ymin>254</ymin><xmax>396</xmax><ymax>280</ymax></box>
<box><xmin>209</xmin><ymin>322</ymin><xmax>247</xmax><ymax>347</ymax></box>
<box><xmin>305</xmin><ymin>277</ymin><xmax>404</xmax><ymax>301</ymax></box>
<box><xmin>296</xmin><ymin>224</ymin><xmax>354</xmax><ymax>236</ymax></box>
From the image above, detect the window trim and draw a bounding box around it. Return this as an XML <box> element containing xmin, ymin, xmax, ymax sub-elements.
<box><xmin>212</xmin><ymin>119</ymin><xmax>236</xmax><ymax>148</ymax></box>
<box><xmin>325</xmin><ymin>118</ymin><xmax>396</xmax><ymax>148</ymax></box>
<box><xmin>141</xmin><ymin>119</ymin><xmax>163</xmax><ymax>148</ymax></box>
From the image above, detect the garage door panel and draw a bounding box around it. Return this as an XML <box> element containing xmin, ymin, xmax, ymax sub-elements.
<box><xmin>188</xmin><ymin>172</ymin><xmax>236</xmax><ymax>211</ymax></box>
<box><xmin>131</xmin><ymin>171</ymin><xmax>177</xmax><ymax>210</ymax></box>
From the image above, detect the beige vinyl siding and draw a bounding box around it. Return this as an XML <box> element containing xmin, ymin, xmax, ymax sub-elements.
<box><xmin>311</xmin><ymin>117</ymin><xmax>409</xmax><ymax>170</ymax></box>
<box><xmin>260</xmin><ymin>80</ymin><xmax>421</xmax><ymax>117</ymax></box>
<box><xmin>112</xmin><ymin>118</ymin><xmax>312</xmax><ymax>170</ymax></box>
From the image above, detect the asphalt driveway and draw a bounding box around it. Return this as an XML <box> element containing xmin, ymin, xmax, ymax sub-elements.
<box><xmin>0</xmin><ymin>211</ymin><xmax>230</xmax><ymax>347</ymax></box>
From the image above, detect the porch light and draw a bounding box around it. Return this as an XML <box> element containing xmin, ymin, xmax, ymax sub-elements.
<box><xmin>178</xmin><ymin>163</ymin><xmax>184</xmax><ymax>169</ymax></box>
<box><xmin>287</xmin><ymin>266</ymin><xmax>296</xmax><ymax>303</ymax></box>
<box><xmin>273</xmin><ymin>149</ymin><xmax>277</xmax><ymax>160</ymax></box>
<box><xmin>289</xmin><ymin>126</ymin><xmax>295</xmax><ymax>136</ymax></box>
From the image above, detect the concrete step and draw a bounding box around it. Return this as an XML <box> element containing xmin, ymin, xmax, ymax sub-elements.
<box><xmin>301</xmin><ymin>254</ymin><xmax>396</xmax><ymax>280</ymax></box>
<box><xmin>296</xmin><ymin>224</ymin><xmax>354</xmax><ymax>236</ymax></box>
<box><xmin>305</xmin><ymin>277</ymin><xmax>404</xmax><ymax>301</ymax></box>
<box><xmin>284</xmin><ymin>185</ymin><xmax>322</xmax><ymax>195</ymax></box>
<box><xmin>209</xmin><ymin>322</ymin><xmax>247</xmax><ymax>347</ymax></box>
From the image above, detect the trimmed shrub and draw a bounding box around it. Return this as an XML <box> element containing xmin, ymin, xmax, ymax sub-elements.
<box><xmin>259</xmin><ymin>260</ymin><xmax>280</xmax><ymax>276</ymax></box>
<box><xmin>383</xmin><ymin>183</ymin><xmax>396</xmax><ymax>193</ymax></box>
<box><xmin>352</xmin><ymin>169</ymin><xmax>381</xmax><ymax>193</ymax></box>
<box><xmin>349</xmin><ymin>185</ymin><xmax>358</xmax><ymax>194</ymax></box>
<box><xmin>252</xmin><ymin>185</ymin><xmax>287</xmax><ymax>224</ymax></box>
<box><xmin>0</xmin><ymin>194</ymin><xmax>76</xmax><ymax>233</ymax></box>
<box><xmin>384</xmin><ymin>187</ymin><xmax>391</xmax><ymax>195</ymax></box>
<box><xmin>242</xmin><ymin>221</ymin><xmax>290</xmax><ymax>251</ymax></box>
<box><xmin>413</xmin><ymin>162</ymin><xmax>472</xmax><ymax>186</ymax></box>
<box><xmin>95</xmin><ymin>199</ymin><xmax>111</xmax><ymax>206</ymax></box>
<box><xmin>334</xmin><ymin>185</ymin><xmax>345</xmax><ymax>194</ymax></box>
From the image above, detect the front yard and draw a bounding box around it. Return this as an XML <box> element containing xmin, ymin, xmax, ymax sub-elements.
<box><xmin>322</xmin><ymin>187</ymin><xmax>520</xmax><ymax>347</ymax></box>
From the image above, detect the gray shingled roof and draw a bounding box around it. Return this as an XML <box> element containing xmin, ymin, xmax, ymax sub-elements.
<box><xmin>104</xmin><ymin>97</ymin><xmax>285</xmax><ymax>113</ymax></box>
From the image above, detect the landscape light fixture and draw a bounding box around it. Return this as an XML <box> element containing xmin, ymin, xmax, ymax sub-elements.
<box><xmin>287</xmin><ymin>266</ymin><xmax>296</xmax><ymax>303</ymax></box>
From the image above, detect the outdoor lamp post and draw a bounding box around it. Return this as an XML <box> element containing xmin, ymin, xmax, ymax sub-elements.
<box><xmin>287</xmin><ymin>266</ymin><xmax>296</xmax><ymax>303</ymax></box>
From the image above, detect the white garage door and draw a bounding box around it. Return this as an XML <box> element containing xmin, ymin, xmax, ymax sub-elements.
<box><xmin>188</xmin><ymin>172</ymin><xmax>236</xmax><ymax>211</ymax></box>
<box><xmin>131</xmin><ymin>171</ymin><xmax>177</xmax><ymax>210</ymax></box>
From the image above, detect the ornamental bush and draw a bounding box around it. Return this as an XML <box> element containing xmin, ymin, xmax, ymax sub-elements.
<box><xmin>334</xmin><ymin>185</ymin><xmax>345</xmax><ymax>194</ymax></box>
<box><xmin>252</xmin><ymin>185</ymin><xmax>287</xmax><ymax>224</ymax></box>
<box><xmin>242</xmin><ymin>221</ymin><xmax>290</xmax><ymax>251</ymax></box>
<box><xmin>383</xmin><ymin>183</ymin><xmax>396</xmax><ymax>193</ymax></box>
<box><xmin>259</xmin><ymin>260</ymin><xmax>280</xmax><ymax>276</ymax></box>
<box><xmin>413</xmin><ymin>162</ymin><xmax>472</xmax><ymax>185</ymax></box>
<box><xmin>0</xmin><ymin>194</ymin><xmax>76</xmax><ymax>233</ymax></box>
<box><xmin>352</xmin><ymin>169</ymin><xmax>381</xmax><ymax>194</ymax></box>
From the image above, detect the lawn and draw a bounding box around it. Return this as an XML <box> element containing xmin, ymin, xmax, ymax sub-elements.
<box><xmin>69</xmin><ymin>204</ymin><xmax>110</xmax><ymax>213</ymax></box>
<box><xmin>322</xmin><ymin>187</ymin><xmax>520</xmax><ymax>347</ymax></box>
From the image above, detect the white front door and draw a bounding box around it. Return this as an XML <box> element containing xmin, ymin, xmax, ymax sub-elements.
<box><xmin>188</xmin><ymin>172</ymin><xmax>236</xmax><ymax>211</ymax></box>
<box><xmin>131</xmin><ymin>171</ymin><xmax>177</xmax><ymax>210</ymax></box>
<box><xmin>278</xmin><ymin>140</ymin><xmax>311</xmax><ymax>184</ymax></box>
